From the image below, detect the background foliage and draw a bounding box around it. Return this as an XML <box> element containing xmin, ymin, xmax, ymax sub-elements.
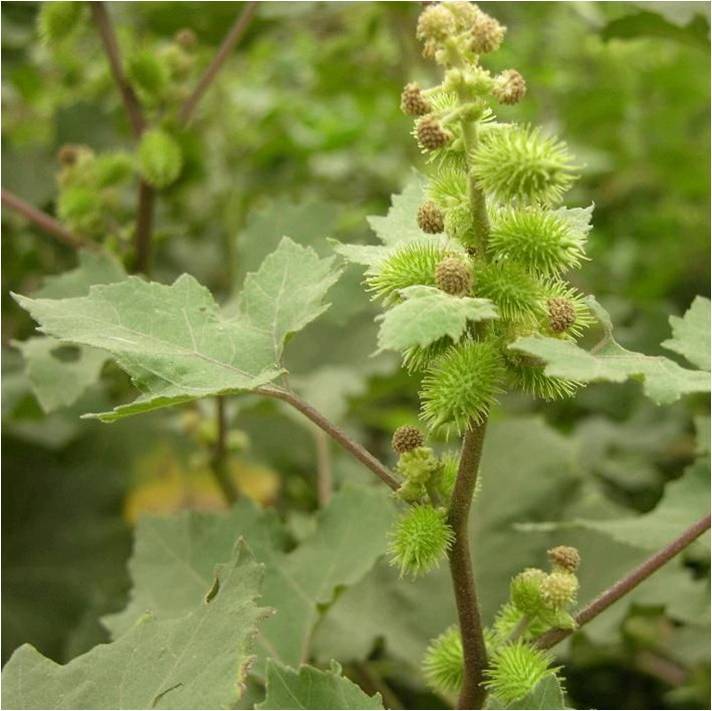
<box><xmin>2</xmin><ymin>2</ymin><xmax>710</xmax><ymax>709</ymax></box>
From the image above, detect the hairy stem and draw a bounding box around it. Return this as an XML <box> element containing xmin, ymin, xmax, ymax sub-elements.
<box><xmin>448</xmin><ymin>420</ymin><xmax>489</xmax><ymax>710</ymax></box>
<box><xmin>90</xmin><ymin>1</ymin><xmax>156</xmax><ymax>275</ymax></box>
<box><xmin>1</xmin><ymin>188</ymin><xmax>87</xmax><ymax>250</ymax></box>
<box><xmin>179</xmin><ymin>2</ymin><xmax>258</xmax><ymax>125</ymax></box>
<box><xmin>535</xmin><ymin>513</ymin><xmax>711</xmax><ymax>650</ymax></box>
<box><xmin>258</xmin><ymin>386</ymin><xmax>399</xmax><ymax>491</ymax></box>
<box><xmin>90</xmin><ymin>2</ymin><xmax>144</xmax><ymax>139</ymax></box>
<box><xmin>314</xmin><ymin>428</ymin><xmax>333</xmax><ymax>507</ymax></box>
<box><xmin>210</xmin><ymin>396</ymin><xmax>239</xmax><ymax>505</ymax></box>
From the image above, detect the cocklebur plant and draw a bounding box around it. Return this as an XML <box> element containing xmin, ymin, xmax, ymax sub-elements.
<box><xmin>6</xmin><ymin>3</ymin><xmax>711</xmax><ymax>710</ymax></box>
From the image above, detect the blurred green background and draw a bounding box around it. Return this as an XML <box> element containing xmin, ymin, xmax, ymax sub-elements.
<box><xmin>2</xmin><ymin>2</ymin><xmax>710</xmax><ymax>709</ymax></box>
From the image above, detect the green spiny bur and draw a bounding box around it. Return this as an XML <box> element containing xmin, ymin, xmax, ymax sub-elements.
<box><xmin>388</xmin><ymin>504</ymin><xmax>454</xmax><ymax>578</ymax></box>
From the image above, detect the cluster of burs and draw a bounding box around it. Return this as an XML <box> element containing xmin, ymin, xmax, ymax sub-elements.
<box><xmin>37</xmin><ymin>2</ymin><xmax>193</xmax><ymax>243</ymax></box>
<box><xmin>379</xmin><ymin>2</ymin><xmax>589</xmax><ymax>702</ymax></box>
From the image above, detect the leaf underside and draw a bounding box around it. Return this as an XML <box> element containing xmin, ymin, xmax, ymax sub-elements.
<box><xmin>1</xmin><ymin>544</ymin><xmax>268</xmax><ymax>710</ymax></box>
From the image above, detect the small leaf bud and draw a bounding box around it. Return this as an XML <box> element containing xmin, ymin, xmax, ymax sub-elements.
<box><xmin>416</xmin><ymin>115</ymin><xmax>453</xmax><ymax>151</ymax></box>
<box><xmin>493</xmin><ymin>69</ymin><xmax>527</xmax><ymax>105</ymax></box>
<box><xmin>547</xmin><ymin>545</ymin><xmax>581</xmax><ymax>573</ymax></box>
<box><xmin>397</xmin><ymin>446</ymin><xmax>439</xmax><ymax>485</ymax></box>
<box><xmin>435</xmin><ymin>256</ymin><xmax>473</xmax><ymax>296</ymax></box>
<box><xmin>510</xmin><ymin>567</ymin><xmax>546</xmax><ymax>616</ymax></box>
<box><xmin>400</xmin><ymin>82</ymin><xmax>432</xmax><ymax>117</ymax></box>
<box><xmin>418</xmin><ymin>201</ymin><xmax>445</xmax><ymax>234</ymax></box>
<box><xmin>541</xmin><ymin>571</ymin><xmax>579</xmax><ymax>610</ymax></box>
<box><xmin>416</xmin><ymin>4</ymin><xmax>456</xmax><ymax>43</ymax></box>
<box><xmin>547</xmin><ymin>297</ymin><xmax>577</xmax><ymax>334</ymax></box>
<box><xmin>392</xmin><ymin>424</ymin><xmax>425</xmax><ymax>454</ymax></box>
<box><xmin>470</xmin><ymin>12</ymin><xmax>506</xmax><ymax>54</ymax></box>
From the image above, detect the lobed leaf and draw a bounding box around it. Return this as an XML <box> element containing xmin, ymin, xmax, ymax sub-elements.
<box><xmin>104</xmin><ymin>485</ymin><xmax>396</xmax><ymax>673</ymax></box>
<box><xmin>661</xmin><ymin>295</ymin><xmax>711</xmax><ymax>371</ymax></box>
<box><xmin>510</xmin><ymin>297</ymin><xmax>710</xmax><ymax>405</ymax></box>
<box><xmin>13</xmin><ymin>238</ymin><xmax>341</xmax><ymax>421</ymax></box>
<box><xmin>486</xmin><ymin>673</ymin><xmax>567</xmax><ymax>710</ymax></box>
<box><xmin>1</xmin><ymin>544</ymin><xmax>269</xmax><ymax>710</ymax></box>
<box><xmin>257</xmin><ymin>660</ymin><xmax>383</xmax><ymax>710</ymax></box>
<box><xmin>516</xmin><ymin>454</ymin><xmax>710</xmax><ymax>551</ymax></box>
<box><xmin>376</xmin><ymin>286</ymin><xmax>498</xmax><ymax>353</ymax></box>
<box><xmin>13</xmin><ymin>250</ymin><xmax>127</xmax><ymax>413</ymax></box>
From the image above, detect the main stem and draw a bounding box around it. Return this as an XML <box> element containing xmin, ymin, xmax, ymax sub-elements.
<box><xmin>447</xmin><ymin>86</ymin><xmax>491</xmax><ymax>710</ymax></box>
<box><xmin>448</xmin><ymin>420</ymin><xmax>489</xmax><ymax>710</ymax></box>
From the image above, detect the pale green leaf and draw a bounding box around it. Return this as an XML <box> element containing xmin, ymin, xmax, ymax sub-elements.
<box><xmin>331</xmin><ymin>242</ymin><xmax>393</xmax><ymax>268</ymax></box>
<box><xmin>661</xmin><ymin>296</ymin><xmax>710</xmax><ymax>371</ymax></box>
<box><xmin>552</xmin><ymin>203</ymin><xmax>594</xmax><ymax>243</ymax></box>
<box><xmin>367</xmin><ymin>174</ymin><xmax>428</xmax><ymax>246</ymax></box>
<box><xmin>257</xmin><ymin>660</ymin><xmax>383</xmax><ymax>710</ymax></box>
<box><xmin>14</xmin><ymin>250</ymin><xmax>127</xmax><ymax>412</ymax></box>
<box><xmin>487</xmin><ymin>674</ymin><xmax>567</xmax><ymax>710</ymax></box>
<box><xmin>14</xmin><ymin>338</ymin><xmax>109</xmax><ymax>413</ymax></box>
<box><xmin>236</xmin><ymin>236</ymin><xmax>342</xmax><ymax>360</ymax></box>
<box><xmin>34</xmin><ymin>250</ymin><xmax>127</xmax><ymax>299</ymax></box>
<box><xmin>377</xmin><ymin>286</ymin><xmax>498</xmax><ymax>353</ymax></box>
<box><xmin>13</xmin><ymin>238</ymin><xmax>340</xmax><ymax>421</ymax></box>
<box><xmin>516</xmin><ymin>455</ymin><xmax>710</xmax><ymax>551</ymax></box>
<box><xmin>104</xmin><ymin>485</ymin><xmax>395</xmax><ymax>673</ymax></box>
<box><xmin>1</xmin><ymin>543</ymin><xmax>269</xmax><ymax>710</ymax></box>
<box><xmin>510</xmin><ymin>297</ymin><xmax>710</xmax><ymax>405</ymax></box>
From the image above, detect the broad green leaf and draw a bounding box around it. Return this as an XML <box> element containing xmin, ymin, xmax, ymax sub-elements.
<box><xmin>487</xmin><ymin>674</ymin><xmax>567</xmax><ymax>710</ymax></box>
<box><xmin>257</xmin><ymin>660</ymin><xmax>383</xmax><ymax>710</ymax></box>
<box><xmin>553</xmin><ymin>203</ymin><xmax>594</xmax><ymax>249</ymax></box>
<box><xmin>367</xmin><ymin>174</ymin><xmax>428</xmax><ymax>246</ymax></box>
<box><xmin>516</xmin><ymin>455</ymin><xmax>710</xmax><ymax>551</ymax></box>
<box><xmin>376</xmin><ymin>286</ymin><xmax>498</xmax><ymax>353</ymax></box>
<box><xmin>14</xmin><ymin>338</ymin><xmax>108</xmax><ymax>413</ymax></box>
<box><xmin>510</xmin><ymin>297</ymin><xmax>710</xmax><ymax>405</ymax></box>
<box><xmin>331</xmin><ymin>242</ymin><xmax>393</xmax><ymax>268</ymax></box>
<box><xmin>236</xmin><ymin>237</ymin><xmax>341</xmax><ymax>360</ymax></box>
<box><xmin>662</xmin><ymin>296</ymin><xmax>711</xmax><ymax>371</ymax></box>
<box><xmin>104</xmin><ymin>485</ymin><xmax>395</xmax><ymax>673</ymax></box>
<box><xmin>14</xmin><ymin>238</ymin><xmax>340</xmax><ymax>421</ymax></box>
<box><xmin>34</xmin><ymin>250</ymin><xmax>127</xmax><ymax>300</ymax></box>
<box><xmin>14</xmin><ymin>250</ymin><xmax>127</xmax><ymax>412</ymax></box>
<box><xmin>334</xmin><ymin>177</ymin><xmax>465</xmax><ymax>270</ymax></box>
<box><xmin>1</xmin><ymin>543</ymin><xmax>268</xmax><ymax>710</ymax></box>
<box><xmin>234</xmin><ymin>200</ymin><xmax>340</xmax><ymax>281</ymax></box>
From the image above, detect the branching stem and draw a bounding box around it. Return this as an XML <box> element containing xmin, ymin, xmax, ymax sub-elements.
<box><xmin>535</xmin><ymin>512</ymin><xmax>711</xmax><ymax>650</ymax></box>
<box><xmin>178</xmin><ymin>2</ymin><xmax>258</xmax><ymax>125</ymax></box>
<box><xmin>1</xmin><ymin>188</ymin><xmax>88</xmax><ymax>251</ymax></box>
<box><xmin>90</xmin><ymin>2</ymin><xmax>144</xmax><ymax>139</ymax></box>
<box><xmin>258</xmin><ymin>386</ymin><xmax>399</xmax><ymax>491</ymax></box>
